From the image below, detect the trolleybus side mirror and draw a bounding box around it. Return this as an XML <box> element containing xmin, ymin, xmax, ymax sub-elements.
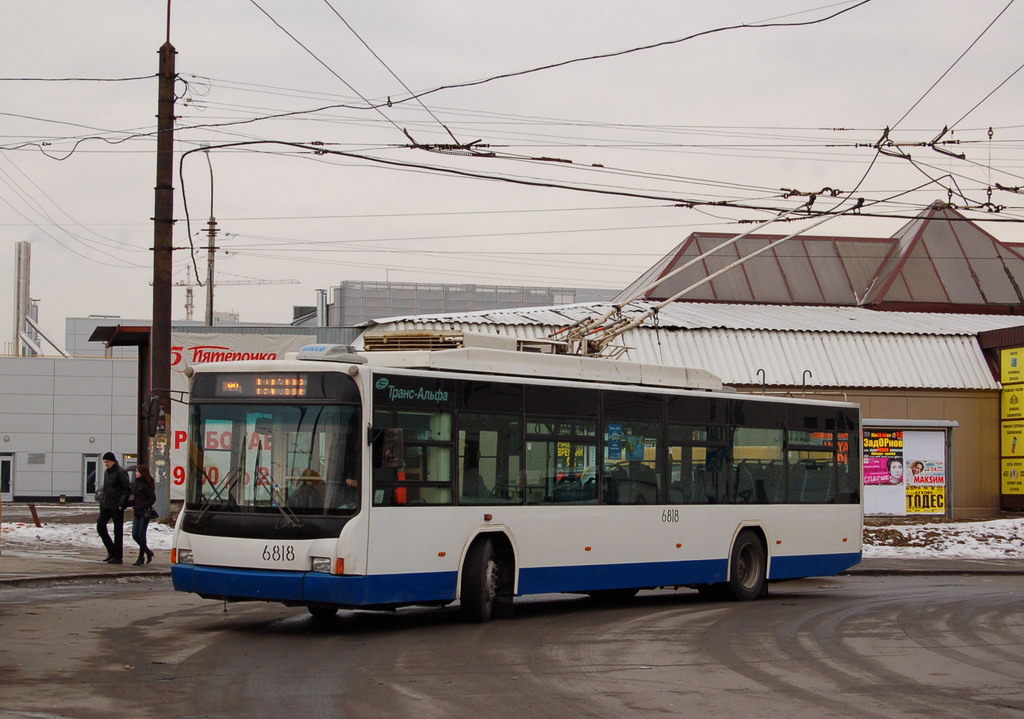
<box><xmin>143</xmin><ymin>395</ymin><xmax>163</xmax><ymax>437</ymax></box>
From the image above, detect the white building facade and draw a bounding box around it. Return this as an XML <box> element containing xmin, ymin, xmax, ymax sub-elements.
<box><xmin>0</xmin><ymin>356</ymin><xmax>137</xmax><ymax>502</ymax></box>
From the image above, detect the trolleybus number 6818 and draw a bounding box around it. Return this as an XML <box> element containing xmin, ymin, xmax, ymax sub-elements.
<box><xmin>262</xmin><ymin>545</ymin><xmax>296</xmax><ymax>562</ymax></box>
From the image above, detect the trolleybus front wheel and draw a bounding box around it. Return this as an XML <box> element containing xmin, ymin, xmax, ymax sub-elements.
<box><xmin>461</xmin><ymin>538</ymin><xmax>498</xmax><ymax>623</ymax></box>
<box><xmin>725</xmin><ymin>530</ymin><xmax>766</xmax><ymax>601</ymax></box>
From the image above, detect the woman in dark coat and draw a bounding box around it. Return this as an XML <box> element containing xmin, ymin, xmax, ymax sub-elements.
<box><xmin>130</xmin><ymin>464</ymin><xmax>157</xmax><ymax>566</ymax></box>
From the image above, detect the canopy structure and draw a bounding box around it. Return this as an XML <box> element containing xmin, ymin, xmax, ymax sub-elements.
<box><xmin>615</xmin><ymin>203</ymin><xmax>1024</xmax><ymax>315</ymax></box>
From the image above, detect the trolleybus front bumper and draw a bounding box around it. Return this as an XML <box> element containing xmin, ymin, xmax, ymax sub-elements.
<box><xmin>171</xmin><ymin>564</ymin><xmax>458</xmax><ymax>608</ymax></box>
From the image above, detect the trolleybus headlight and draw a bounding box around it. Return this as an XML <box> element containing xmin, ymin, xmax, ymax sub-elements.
<box><xmin>311</xmin><ymin>557</ymin><xmax>332</xmax><ymax>573</ymax></box>
<box><xmin>176</xmin><ymin>549</ymin><xmax>194</xmax><ymax>565</ymax></box>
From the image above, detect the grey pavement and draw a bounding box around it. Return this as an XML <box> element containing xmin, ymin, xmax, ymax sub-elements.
<box><xmin>0</xmin><ymin>547</ymin><xmax>169</xmax><ymax>585</ymax></box>
<box><xmin>1</xmin><ymin>502</ymin><xmax>1023</xmax><ymax>586</ymax></box>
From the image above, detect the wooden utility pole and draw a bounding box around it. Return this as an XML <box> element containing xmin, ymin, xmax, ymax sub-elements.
<box><xmin>204</xmin><ymin>148</ymin><xmax>217</xmax><ymax>326</ymax></box>
<box><xmin>150</xmin><ymin>10</ymin><xmax>176</xmax><ymax>516</ymax></box>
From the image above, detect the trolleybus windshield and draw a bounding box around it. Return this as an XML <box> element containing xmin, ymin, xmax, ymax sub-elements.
<box><xmin>186</xmin><ymin>402</ymin><xmax>361</xmax><ymax>517</ymax></box>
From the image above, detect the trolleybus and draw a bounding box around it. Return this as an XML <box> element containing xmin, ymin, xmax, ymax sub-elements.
<box><xmin>171</xmin><ymin>334</ymin><xmax>862</xmax><ymax>621</ymax></box>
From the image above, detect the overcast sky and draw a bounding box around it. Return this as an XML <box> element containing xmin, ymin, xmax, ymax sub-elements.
<box><xmin>3</xmin><ymin>0</ymin><xmax>1024</xmax><ymax>351</ymax></box>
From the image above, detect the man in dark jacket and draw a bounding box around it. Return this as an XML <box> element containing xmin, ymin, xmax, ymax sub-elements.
<box><xmin>97</xmin><ymin>452</ymin><xmax>131</xmax><ymax>564</ymax></box>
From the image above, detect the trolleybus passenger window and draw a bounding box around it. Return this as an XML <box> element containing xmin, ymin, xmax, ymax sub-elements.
<box><xmin>666</xmin><ymin>423</ymin><xmax>730</xmax><ymax>504</ymax></box>
<box><xmin>700</xmin><ymin>426</ymin><xmax>730</xmax><ymax>503</ymax></box>
<box><xmin>834</xmin><ymin>432</ymin><xmax>859</xmax><ymax>504</ymax></box>
<box><xmin>732</xmin><ymin>428</ymin><xmax>784</xmax><ymax>504</ymax></box>
<box><xmin>458</xmin><ymin>412</ymin><xmax>522</xmax><ymax>504</ymax></box>
<box><xmin>786</xmin><ymin>429</ymin><xmax>838</xmax><ymax>503</ymax></box>
<box><xmin>525</xmin><ymin>418</ymin><xmax>597</xmax><ymax>503</ymax></box>
<box><xmin>603</xmin><ymin>421</ymin><xmax>662</xmax><ymax>504</ymax></box>
<box><xmin>668</xmin><ymin>424</ymin><xmax>709</xmax><ymax>504</ymax></box>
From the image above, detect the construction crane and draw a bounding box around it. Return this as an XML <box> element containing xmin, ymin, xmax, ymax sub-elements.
<box><xmin>154</xmin><ymin>273</ymin><xmax>300</xmax><ymax>321</ymax></box>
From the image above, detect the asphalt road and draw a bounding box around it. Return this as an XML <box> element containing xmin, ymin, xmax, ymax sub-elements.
<box><xmin>1</xmin><ymin>572</ymin><xmax>1022</xmax><ymax>719</ymax></box>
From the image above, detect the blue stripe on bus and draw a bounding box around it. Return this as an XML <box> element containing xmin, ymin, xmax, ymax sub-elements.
<box><xmin>518</xmin><ymin>558</ymin><xmax>727</xmax><ymax>594</ymax></box>
<box><xmin>769</xmin><ymin>551</ymin><xmax>862</xmax><ymax>580</ymax></box>
<box><xmin>172</xmin><ymin>550</ymin><xmax>863</xmax><ymax>607</ymax></box>
<box><xmin>305</xmin><ymin>570</ymin><xmax>458</xmax><ymax>605</ymax></box>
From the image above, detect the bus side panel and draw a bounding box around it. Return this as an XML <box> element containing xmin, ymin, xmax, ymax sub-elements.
<box><xmin>305</xmin><ymin>570</ymin><xmax>457</xmax><ymax>605</ymax></box>
<box><xmin>366</xmin><ymin>505</ymin><xmax>862</xmax><ymax>598</ymax></box>
<box><xmin>762</xmin><ymin>504</ymin><xmax>863</xmax><ymax>580</ymax></box>
<box><xmin>769</xmin><ymin>552</ymin><xmax>862</xmax><ymax>580</ymax></box>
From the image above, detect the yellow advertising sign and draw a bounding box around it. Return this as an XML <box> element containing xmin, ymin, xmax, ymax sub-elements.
<box><xmin>1002</xmin><ymin>421</ymin><xmax>1024</xmax><ymax>457</ymax></box>
<box><xmin>1003</xmin><ymin>385</ymin><xmax>1024</xmax><ymax>420</ymax></box>
<box><xmin>905</xmin><ymin>485</ymin><xmax>945</xmax><ymax>514</ymax></box>
<box><xmin>1003</xmin><ymin>458</ymin><xmax>1024</xmax><ymax>495</ymax></box>
<box><xmin>1002</xmin><ymin>347</ymin><xmax>1024</xmax><ymax>385</ymax></box>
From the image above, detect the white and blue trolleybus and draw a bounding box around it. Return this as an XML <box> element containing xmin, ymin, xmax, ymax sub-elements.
<box><xmin>171</xmin><ymin>334</ymin><xmax>863</xmax><ymax>621</ymax></box>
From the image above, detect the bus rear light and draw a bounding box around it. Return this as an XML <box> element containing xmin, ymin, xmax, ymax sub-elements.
<box><xmin>676</xmin><ymin>543</ymin><xmax>682</xmax><ymax>549</ymax></box>
<box><xmin>584</xmin><ymin>546</ymin><xmax>592</xmax><ymax>552</ymax></box>
<box><xmin>437</xmin><ymin>551</ymin><xmax>446</xmax><ymax>557</ymax></box>
<box><xmin>335</xmin><ymin>558</ymin><xmax>345</xmax><ymax>575</ymax></box>
<box><xmin>311</xmin><ymin>557</ymin><xmax>332</xmax><ymax>573</ymax></box>
<box><xmin>176</xmin><ymin>549</ymin><xmax>194</xmax><ymax>564</ymax></box>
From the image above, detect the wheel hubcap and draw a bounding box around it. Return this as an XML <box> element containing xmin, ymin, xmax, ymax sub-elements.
<box><xmin>737</xmin><ymin>545</ymin><xmax>759</xmax><ymax>589</ymax></box>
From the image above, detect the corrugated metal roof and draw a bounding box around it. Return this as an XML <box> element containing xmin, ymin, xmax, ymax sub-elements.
<box><xmin>615</xmin><ymin>329</ymin><xmax>997</xmax><ymax>389</ymax></box>
<box><xmin>361</xmin><ymin>302</ymin><xmax>1023</xmax><ymax>390</ymax></box>
<box><xmin>367</xmin><ymin>301</ymin><xmax>1024</xmax><ymax>336</ymax></box>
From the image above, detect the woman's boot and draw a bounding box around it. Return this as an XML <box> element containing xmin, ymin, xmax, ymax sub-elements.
<box><xmin>132</xmin><ymin>549</ymin><xmax>145</xmax><ymax>566</ymax></box>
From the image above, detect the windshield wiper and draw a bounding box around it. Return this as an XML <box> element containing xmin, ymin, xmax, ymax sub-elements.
<box><xmin>267</xmin><ymin>482</ymin><xmax>302</xmax><ymax>529</ymax></box>
<box><xmin>194</xmin><ymin>465</ymin><xmax>244</xmax><ymax>523</ymax></box>
<box><xmin>194</xmin><ymin>431</ymin><xmax>249</xmax><ymax>522</ymax></box>
<box><xmin>254</xmin><ymin>435</ymin><xmax>302</xmax><ymax>529</ymax></box>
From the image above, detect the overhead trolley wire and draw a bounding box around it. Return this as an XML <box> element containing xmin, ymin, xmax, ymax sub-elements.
<box><xmin>247</xmin><ymin>0</ymin><xmax>413</xmax><ymax>144</ymax></box>
<box><xmin>321</xmin><ymin>0</ymin><xmax>462</xmax><ymax>146</ymax></box>
<box><xmin>891</xmin><ymin>0</ymin><xmax>1016</xmax><ymax>131</ymax></box>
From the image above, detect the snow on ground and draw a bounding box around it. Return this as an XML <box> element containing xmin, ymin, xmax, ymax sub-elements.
<box><xmin>1</xmin><ymin>520</ymin><xmax>175</xmax><ymax>552</ymax></box>
<box><xmin>1</xmin><ymin>516</ymin><xmax>1023</xmax><ymax>559</ymax></box>
<box><xmin>862</xmin><ymin>518</ymin><xmax>1024</xmax><ymax>559</ymax></box>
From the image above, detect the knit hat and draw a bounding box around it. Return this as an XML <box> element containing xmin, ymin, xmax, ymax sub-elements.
<box><xmin>102</xmin><ymin>452</ymin><xmax>117</xmax><ymax>462</ymax></box>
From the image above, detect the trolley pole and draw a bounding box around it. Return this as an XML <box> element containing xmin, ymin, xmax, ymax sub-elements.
<box><xmin>151</xmin><ymin>36</ymin><xmax>176</xmax><ymax>518</ymax></box>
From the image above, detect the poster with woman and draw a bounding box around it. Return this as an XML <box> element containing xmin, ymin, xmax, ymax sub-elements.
<box><xmin>863</xmin><ymin>430</ymin><xmax>904</xmax><ymax>485</ymax></box>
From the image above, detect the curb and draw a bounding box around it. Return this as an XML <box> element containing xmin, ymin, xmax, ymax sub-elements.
<box><xmin>842</xmin><ymin>567</ymin><xmax>1024</xmax><ymax>576</ymax></box>
<box><xmin>0</xmin><ymin>570</ymin><xmax>171</xmax><ymax>587</ymax></box>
